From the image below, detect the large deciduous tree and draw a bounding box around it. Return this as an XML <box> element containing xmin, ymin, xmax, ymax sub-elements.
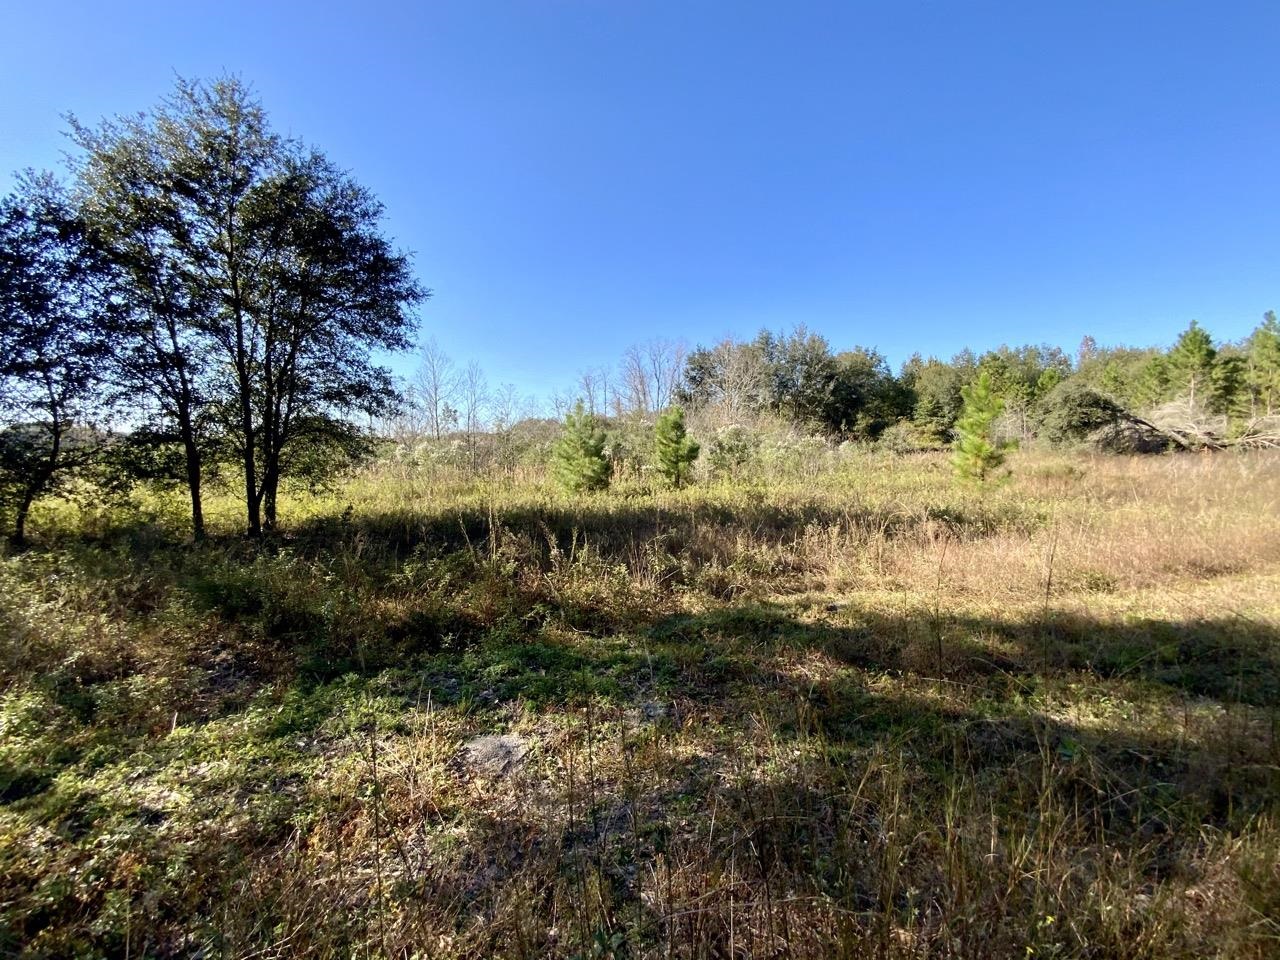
<box><xmin>235</xmin><ymin>149</ymin><xmax>424</xmax><ymax>529</ymax></box>
<box><xmin>411</xmin><ymin>338</ymin><xmax>461</xmax><ymax>439</ymax></box>
<box><xmin>70</xmin><ymin>76</ymin><xmax>425</xmax><ymax>537</ymax></box>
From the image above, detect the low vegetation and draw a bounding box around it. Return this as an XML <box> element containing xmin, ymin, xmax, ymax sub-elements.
<box><xmin>2</xmin><ymin>448</ymin><xmax>1277</xmax><ymax>957</ymax></box>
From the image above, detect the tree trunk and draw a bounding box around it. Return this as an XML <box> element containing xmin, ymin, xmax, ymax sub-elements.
<box><xmin>178</xmin><ymin>412</ymin><xmax>205</xmax><ymax>542</ymax></box>
<box><xmin>240</xmin><ymin>372</ymin><xmax>260</xmax><ymax>537</ymax></box>
<box><xmin>243</xmin><ymin>442</ymin><xmax>261</xmax><ymax>538</ymax></box>
<box><xmin>227</xmin><ymin>202</ymin><xmax>260</xmax><ymax>540</ymax></box>
<box><xmin>263</xmin><ymin>470</ymin><xmax>279</xmax><ymax>531</ymax></box>
<box><xmin>12</xmin><ymin>422</ymin><xmax>62</xmax><ymax>547</ymax></box>
<box><xmin>236</xmin><ymin>359</ymin><xmax>260</xmax><ymax>537</ymax></box>
<box><xmin>187</xmin><ymin>459</ymin><xmax>205</xmax><ymax>541</ymax></box>
<box><xmin>10</xmin><ymin>493</ymin><xmax>33</xmax><ymax>547</ymax></box>
<box><xmin>261</xmin><ymin>440</ymin><xmax>280</xmax><ymax>531</ymax></box>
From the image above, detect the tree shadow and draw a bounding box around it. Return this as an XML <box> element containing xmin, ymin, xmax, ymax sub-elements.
<box><xmin>287</xmin><ymin>496</ymin><xmax>1007</xmax><ymax>567</ymax></box>
<box><xmin>7</xmin><ymin>541</ymin><xmax>1279</xmax><ymax>957</ymax></box>
<box><xmin>650</xmin><ymin>602</ymin><xmax>1280</xmax><ymax>707</ymax></box>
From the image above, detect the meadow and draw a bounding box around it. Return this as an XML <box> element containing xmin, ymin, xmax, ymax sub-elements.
<box><xmin>2</xmin><ymin>447</ymin><xmax>1278</xmax><ymax>958</ymax></box>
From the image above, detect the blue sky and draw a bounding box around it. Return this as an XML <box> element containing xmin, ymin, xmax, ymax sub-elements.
<box><xmin>3</xmin><ymin>2</ymin><xmax>1278</xmax><ymax>408</ymax></box>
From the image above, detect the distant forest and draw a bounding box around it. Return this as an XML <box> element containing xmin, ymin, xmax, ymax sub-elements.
<box><xmin>449</xmin><ymin>314</ymin><xmax>1280</xmax><ymax>441</ymax></box>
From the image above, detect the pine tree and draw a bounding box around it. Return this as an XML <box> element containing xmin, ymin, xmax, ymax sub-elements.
<box><xmin>654</xmin><ymin>406</ymin><xmax>700</xmax><ymax>488</ymax></box>
<box><xmin>1166</xmin><ymin>321</ymin><xmax>1218</xmax><ymax>409</ymax></box>
<box><xmin>1134</xmin><ymin>353</ymin><xmax>1172</xmax><ymax>408</ymax></box>
<box><xmin>951</xmin><ymin>371</ymin><xmax>1009</xmax><ymax>483</ymax></box>
<box><xmin>552</xmin><ymin>402</ymin><xmax>611</xmax><ymax>493</ymax></box>
<box><xmin>1243</xmin><ymin>311</ymin><xmax>1280</xmax><ymax>416</ymax></box>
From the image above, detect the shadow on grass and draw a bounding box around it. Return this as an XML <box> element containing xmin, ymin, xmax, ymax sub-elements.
<box><xmin>288</xmin><ymin>495</ymin><xmax>1031</xmax><ymax>564</ymax></box>
<box><xmin>651</xmin><ymin>603</ymin><xmax>1280</xmax><ymax>707</ymax></box>
<box><xmin>6</xmin><ymin>544</ymin><xmax>1279</xmax><ymax>957</ymax></box>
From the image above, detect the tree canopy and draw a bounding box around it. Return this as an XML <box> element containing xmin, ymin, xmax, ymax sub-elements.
<box><xmin>68</xmin><ymin>75</ymin><xmax>426</xmax><ymax>536</ymax></box>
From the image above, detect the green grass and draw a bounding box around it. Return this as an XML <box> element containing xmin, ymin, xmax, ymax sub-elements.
<box><xmin>2</xmin><ymin>449</ymin><xmax>1279</xmax><ymax>957</ymax></box>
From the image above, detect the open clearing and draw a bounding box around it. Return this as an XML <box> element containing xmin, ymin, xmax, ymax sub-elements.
<box><xmin>2</xmin><ymin>449</ymin><xmax>1278</xmax><ymax>958</ymax></box>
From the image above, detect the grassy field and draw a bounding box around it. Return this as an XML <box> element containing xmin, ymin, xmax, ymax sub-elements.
<box><xmin>2</xmin><ymin>449</ymin><xmax>1278</xmax><ymax>958</ymax></box>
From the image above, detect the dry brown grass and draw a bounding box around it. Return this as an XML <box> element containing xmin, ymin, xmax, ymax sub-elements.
<box><xmin>2</xmin><ymin>448</ymin><xmax>1278</xmax><ymax>957</ymax></box>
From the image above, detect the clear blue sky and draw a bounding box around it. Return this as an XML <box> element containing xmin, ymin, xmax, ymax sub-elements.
<box><xmin>3</xmin><ymin>2</ymin><xmax>1278</xmax><ymax>408</ymax></box>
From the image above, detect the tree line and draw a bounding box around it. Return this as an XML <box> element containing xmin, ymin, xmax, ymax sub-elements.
<box><xmin>390</xmin><ymin>313</ymin><xmax>1278</xmax><ymax>496</ymax></box>
<box><xmin>671</xmin><ymin>319</ymin><xmax>1280</xmax><ymax>445</ymax></box>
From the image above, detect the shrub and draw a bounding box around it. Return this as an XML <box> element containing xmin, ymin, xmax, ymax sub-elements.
<box><xmin>877</xmin><ymin>420</ymin><xmax>928</xmax><ymax>453</ymax></box>
<box><xmin>1036</xmin><ymin>381</ymin><xmax>1123</xmax><ymax>445</ymax></box>
<box><xmin>707</xmin><ymin>425</ymin><xmax>759</xmax><ymax>479</ymax></box>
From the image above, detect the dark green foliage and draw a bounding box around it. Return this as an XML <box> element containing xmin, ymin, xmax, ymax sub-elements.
<box><xmin>1166</xmin><ymin>320</ymin><xmax>1220</xmax><ymax>409</ymax></box>
<box><xmin>1035</xmin><ymin>380</ymin><xmax>1124</xmax><ymax>445</ymax></box>
<box><xmin>71</xmin><ymin>75</ymin><xmax>425</xmax><ymax>537</ymax></box>
<box><xmin>902</xmin><ymin>355</ymin><xmax>969</xmax><ymax>441</ymax></box>
<box><xmin>1035</xmin><ymin>366</ymin><xmax>1064</xmax><ymax>397</ymax></box>
<box><xmin>653</xmin><ymin>406</ymin><xmax>700</xmax><ymax>488</ymax></box>
<box><xmin>755</xmin><ymin>327</ymin><xmax>839</xmax><ymax>425</ymax></box>
<box><xmin>975</xmin><ymin>344</ymin><xmax>1071</xmax><ymax>411</ymax></box>
<box><xmin>951</xmin><ymin>371</ymin><xmax>1009</xmax><ymax>482</ymax></box>
<box><xmin>827</xmin><ymin>347</ymin><xmax>912</xmax><ymax>437</ymax></box>
<box><xmin>0</xmin><ymin>175</ymin><xmax>113</xmax><ymax>544</ymax></box>
<box><xmin>680</xmin><ymin>330</ymin><xmax>909</xmax><ymax>437</ymax></box>
<box><xmin>552</xmin><ymin>402</ymin><xmax>611</xmax><ymax>492</ymax></box>
<box><xmin>1074</xmin><ymin>347</ymin><xmax>1162</xmax><ymax>409</ymax></box>
<box><xmin>1241</xmin><ymin>312</ymin><xmax>1280</xmax><ymax>416</ymax></box>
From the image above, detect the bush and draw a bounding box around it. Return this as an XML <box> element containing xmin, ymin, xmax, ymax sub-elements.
<box><xmin>1036</xmin><ymin>381</ymin><xmax>1123</xmax><ymax>445</ymax></box>
<box><xmin>759</xmin><ymin>433</ymin><xmax>831</xmax><ymax>479</ymax></box>
<box><xmin>877</xmin><ymin>420</ymin><xmax>930</xmax><ymax>454</ymax></box>
<box><xmin>707</xmin><ymin>425</ymin><xmax>760</xmax><ymax>479</ymax></box>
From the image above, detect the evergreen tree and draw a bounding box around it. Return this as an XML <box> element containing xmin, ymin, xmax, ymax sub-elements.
<box><xmin>1165</xmin><ymin>321</ymin><xmax>1218</xmax><ymax>409</ymax></box>
<box><xmin>552</xmin><ymin>402</ymin><xmax>611</xmax><ymax>493</ymax></box>
<box><xmin>1243</xmin><ymin>311</ymin><xmax>1280</xmax><ymax>416</ymax></box>
<box><xmin>1135</xmin><ymin>353</ymin><xmax>1172</xmax><ymax>408</ymax></box>
<box><xmin>910</xmin><ymin>358</ymin><xmax>966</xmax><ymax>442</ymax></box>
<box><xmin>653</xmin><ymin>406</ymin><xmax>700</xmax><ymax>488</ymax></box>
<box><xmin>1035</xmin><ymin>367</ymin><xmax>1064</xmax><ymax>398</ymax></box>
<box><xmin>951</xmin><ymin>371</ymin><xmax>1009</xmax><ymax>483</ymax></box>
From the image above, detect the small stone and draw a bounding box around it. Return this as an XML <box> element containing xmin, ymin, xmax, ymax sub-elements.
<box><xmin>461</xmin><ymin>733</ymin><xmax>527</xmax><ymax>777</ymax></box>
